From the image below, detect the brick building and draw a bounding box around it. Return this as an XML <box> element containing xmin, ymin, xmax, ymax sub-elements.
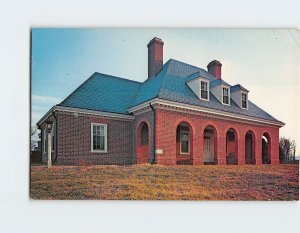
<box><xmin>37</xmin><ymin>37</ymin><xmax>284</xmax><ymax>166</ymax></box>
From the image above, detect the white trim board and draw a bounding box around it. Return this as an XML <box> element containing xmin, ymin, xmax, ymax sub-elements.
<box><xmin>36</xmin><ymin>105</ymin><xmax>135</xmax><ymax>126</ymax></box>
<box><xmin>128</xmin><ymin>98</ymin><xmax>285</xmax><ymax>127</ymax></box>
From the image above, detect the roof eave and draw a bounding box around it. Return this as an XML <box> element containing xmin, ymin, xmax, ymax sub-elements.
<box><xmin>128</xmin><ymin>98</ymin><xmax>285</xmax><ymax>127</ymax></box>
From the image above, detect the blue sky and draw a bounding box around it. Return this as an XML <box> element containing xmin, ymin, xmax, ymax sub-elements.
<box><xmin>31</xmin><ymin>28</ymin><xmax>300</xmax><ymax>155</ymax></box>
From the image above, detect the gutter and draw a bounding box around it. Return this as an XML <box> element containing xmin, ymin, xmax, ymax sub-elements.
<box><xmin>149</xmin><ymin>103</ymin><xmax>156</xmax><ymax>164</ymax></box>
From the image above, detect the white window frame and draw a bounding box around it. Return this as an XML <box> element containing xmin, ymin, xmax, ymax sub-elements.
<box><xmin>241</xmin><ymin>92</ymin><xmax>248</xmax><ymax>109</ymax></box>
<box><xmin>222</xmin><ymin>86</ymin><xmax>230</xmax><ymax>105</ymax></box>
<box><xmin>200</xmin><ymin>80</ymin><xmax>209</xmax><ymax>101</ymax></box>
<box><xmin>91</xmin><ymin>123</ymin><xmax>108</xmax><ymax>153</ymax></box>
<box><xmin>180</xmin><ymin>130</ymin><xmax>190</xmax><ymax>154</ymax></box>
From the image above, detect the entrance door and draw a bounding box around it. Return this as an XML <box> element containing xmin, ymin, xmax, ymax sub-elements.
<box><xmin>204</xmin><ymin>135</ymin><xmax>214</xmax><ymax>162</ymax></box>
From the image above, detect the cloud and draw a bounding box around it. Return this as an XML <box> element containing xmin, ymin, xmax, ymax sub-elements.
<box><xmin>31</xmin><ymin>95</ymin><xmax>62</xmax><ymax>125</ymax></box>
<box><xmin>32</xmin><ymin>95</ymin><xmax>61</xmax><ymax>105</ymax></box>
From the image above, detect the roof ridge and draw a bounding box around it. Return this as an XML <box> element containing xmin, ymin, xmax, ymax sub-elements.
<box><xmin>168</xmin><ymin>58</ymin><xmax>208</xmax><ymax>74</ymax></box>
<box><xmin>157</xmin><ymin>61</ymin><xmax>172</xmax><ymax>98</ymax></box>
<box><xmin>59</xmin><ymin>73</ymin><xmax>98</xmax><ymax>106</ymax></box>
<box><xmin>94</xmin><ymin>72</ymin><xmax>142</xmax><ymax>84</ymax></box>
<box><xmin>167</xmin><ymin>58</ymin><xmax>219</xmax><ymax>81</ymax></box>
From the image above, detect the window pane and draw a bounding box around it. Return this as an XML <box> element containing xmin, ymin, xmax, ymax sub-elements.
<box><xmin>98</xmin><ymin>126</ymin><xmax>102</xmax><ymax>136</ymax></box>
<box><xmin>181</xmin><ymin>132</ymin><xmax>189</xmax><ymax>141</ymax></box>
<box><xmin>180</xmin><ymin>131</ymin><xmax>189</xmax><ymax>153</ymax></box>
<box><xmin>100</xmin><ymin>136</ymin><xmax>105</xmax><ymax>150</ymax></box>
<box><xmin>242</xmin><ymin>100</ymin><xmax>247</xmax><ymax>108</ymax></box>
<box><xmin>242</xmin><ymin>93</ymin><xmax>247</xmax><ymax>101</ymax></box>
<box><xmin>181</xmin><ymin>141</ymin><xmax>189</xmax><ymax>153</ymax></box>
<box><xmin>223</xmin><ymin>96</ymin><xmax>229</xmax><ymax>104</ymax></box>
<box><xmin>201</xmin><ymin>90</ymin><xmax>208</xmax><ymax>99</ymax></box>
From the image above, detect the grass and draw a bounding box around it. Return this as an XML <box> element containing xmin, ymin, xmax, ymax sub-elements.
<box><xmin>30</xmin><ymin>164</ymin><xmax>299</xmax><ymax>200</ymax></box>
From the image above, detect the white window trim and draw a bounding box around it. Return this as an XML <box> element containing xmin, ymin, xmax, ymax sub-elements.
<box><xmin>91</xmin><ymin>123</ymin><xmax>108</xmax><ymax>153</ymax></box>
<box><xmin>180</xmin><ymin>130</ymin><xmax>190</xmax><ymax>154</ymax></box>
<box><xmin>200</xmin><ymin>80</ymin><xmax>210</xmax><ymax>101</ymax></box>
<box><xmin>222</xmin><ymin>86</ymin><xmax>230</xmax><ymax>105</ymax></box>
<box><xmin>241</xmin><ymin>92</ymin><xmax>248</xmax><ymax>110</ymax></box>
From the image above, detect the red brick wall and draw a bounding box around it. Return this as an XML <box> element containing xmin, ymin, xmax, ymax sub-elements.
<box><xmin>56</xmin><ymin>111</ymin><xmax>135</xmax><ymax>165</ymax></box>
<box><xmin>134</xmin><ymin>109</ymin><xmax>155</xmax><ymax>164</ymax></box>
<box><xmin>155</xmin><ymin>107</ymin><xmax>280</xmax><ymax>165</ymax></box>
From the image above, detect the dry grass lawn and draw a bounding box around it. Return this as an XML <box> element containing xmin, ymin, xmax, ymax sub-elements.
<box><xmin>30</xmin><ymin>164</ymin><xmax>299</xmax><ymax>200</ymax></box>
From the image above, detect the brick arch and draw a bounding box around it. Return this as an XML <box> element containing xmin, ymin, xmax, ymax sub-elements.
<box><xmin>245</xmin><ymin>130</ymin><xmax>256</xmax><ymax>164</ymax></box>
<box><xmin>201</xmin><ymin>123</ymin><xmax>219</xmax><ymax>136</ymax></box>
<box><xmin>226</xmin><ymin>127</ymin><xmax>238</xmax><ymax>165</ymax></box>
<box><xmin>202</xmin><ymin>124</ymin><xmax>218</xmax><ymax>164</ymax></box>
<box><xmin>136</xmin><ymin>118</ymin><xmax>151</xmax><ymax>164</ymax></box>
<box><xmin>175</xmin><ymin>119</ymin><xmax>194</xmax><ymax>165</ymax></box>
<box><xmin>262</xmin><ymin>131</ymin><xmax>272</xmax><ymax>164</ymax></box>
<box><xmin>174</xmin><ymin>118</ymin><xmax>195</xmax><ymax>135</ymax></box>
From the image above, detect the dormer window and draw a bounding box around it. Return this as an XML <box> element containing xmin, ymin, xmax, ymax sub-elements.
<box><xmin>222</xmin><ymin>87</ymin><xmax>229</xmax><ymax>105</ymax></box>
<box><xmin>242</xmin><ymin>93</ymin><xmax>247</xmax><ymax>109</ymax></box>
<box><xmin>200</xmin><ymin>81</ymin><xmax>208</xmax><ymax>100</ymax></box>
<box><xmin>230</xmin><ymin>84</ymin><xmax>249</xmax><ymax>109</ymax></box>
<box><xmin>186</xmin><ymin>75</ymin><xmax>210</xmax><ymax>101</ymax></box>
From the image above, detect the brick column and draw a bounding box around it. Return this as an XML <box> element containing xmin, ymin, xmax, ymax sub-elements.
<box><xmin>271</xmin><ymin>129</ymin><xmax>280</xmax><ymax>164</ymax></box>
<box><xmin>255</xmin><ymin>136</ymin><xmax>262</xmax><ymax>165</ymax></box>
<box><xmin>238</xmin><ymin>134</ymin><xmax>245</xmax><ymax>165</ymax></box>
<box><xmin>217</xmin><ymin>133</ymin><xmax>226</xmax><ymax>165</ymax></box>
<box><xmin>155</xmin><ymin>109</ymin><xmax>176</xmax><ymax>165</ymax></box>
<box><xmin>193</xmin><ymin>130</ymin><xmax>203</xmax><ymax>165</ymax></box>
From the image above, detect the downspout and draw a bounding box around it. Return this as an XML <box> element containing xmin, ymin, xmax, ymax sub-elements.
<box><xmin>149</xmin><ymin>103</ymin><xmax>156</xmax><ymax>164</ymax></box>
<box><xmin>52</xmin><ymin>109</ymin><xmax>58</xmax><ymax>163</ymax></box>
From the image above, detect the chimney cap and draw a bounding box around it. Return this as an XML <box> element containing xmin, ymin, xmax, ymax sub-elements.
<box><xmin>207</xmin><ymin>60</ymin><xmax>222</xmax><ymax>68</ymax></box>
<box><xmin>147</xmin><ymin>37</ymin><xmax>164</xmax><ymax>47</ymax></box>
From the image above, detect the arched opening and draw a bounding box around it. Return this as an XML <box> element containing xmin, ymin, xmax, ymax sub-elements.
<box><xmin>141</xmin><ymin>123</ymin><xmax>149</xmax><ymax>146</ymax></box>
<box><xmin>245</xmin><ymin>130</ymin><xmax>255</xmax><ymax>164</ymax></box>
<box><xmin>226</xmin><ymin>128</ymin><xmax>238</xmax><ymax>165</ymax></box>
<box><xmin>203</xmin><ymin>125</ymin><xmax>217</xmax><ymax>165</ymax></box>
<box><xmin>176</xmin><ymin>122</ymin><xmax>193</xmax><ymax>165</ymax></box>
<box><xmin>136</xmin><ymin>121</ymin><xmax>150</xmax><ymax>164</ymax></box>
<box><xmin>262</xmin><ymin>133</ymin><xmax>271</xmax><ymax>164</ymax></box>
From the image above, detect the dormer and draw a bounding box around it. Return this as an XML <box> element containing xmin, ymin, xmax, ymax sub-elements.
<box><xmin>230</xmin><ymin>84</ymin><xmax>249</xmax><ymax>109</ymax></box>
<box><xmin>186</xmin><ymin>72</ymin><xmax>210</xmax><ymax>101</ymax></box>
<box><xmin>210</xmin><ymin>79</ymin><xmax>231</xmax><ymax>105</ymax></box>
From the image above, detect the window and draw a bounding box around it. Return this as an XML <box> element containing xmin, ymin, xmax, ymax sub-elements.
<box><xmin>242</xmin><ymin>93</ymin><xmax>247</xmax><ymax>109</ymax></box>
<box><xmin>91</xmin><ymin>123</ymin><xmax>107</xmax><ymax>152</ymax></box>
<box><xmin>180</xmin><ymin>130</ymin><xmax>189</xmax><ymax>154</ymax></box>
<box><xmin>222</xmin><ymin>87</ymin><xmax>229</xmax><ymax>104</ymax></box>
<box><xmin>200</xmin><ymin>81</ymin><xmax>208</xmax><ymax>100</ymax></box>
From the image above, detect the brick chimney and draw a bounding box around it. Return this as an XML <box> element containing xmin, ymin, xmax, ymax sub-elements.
<box><xmin>207</xmin><ymin>60</ymin><xmax>222</xmax><ymax>79</ymax></box>
<box><xmin>147</xmin><ymin>37</ymin><xmax>164</xmax><ymax>79</ymax></box>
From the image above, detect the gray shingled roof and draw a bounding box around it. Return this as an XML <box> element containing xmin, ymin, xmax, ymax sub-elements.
<box><xmin>59</xmin><ymin>58</ymin><xmax>282</xmax><ymax>124</ymax></box>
